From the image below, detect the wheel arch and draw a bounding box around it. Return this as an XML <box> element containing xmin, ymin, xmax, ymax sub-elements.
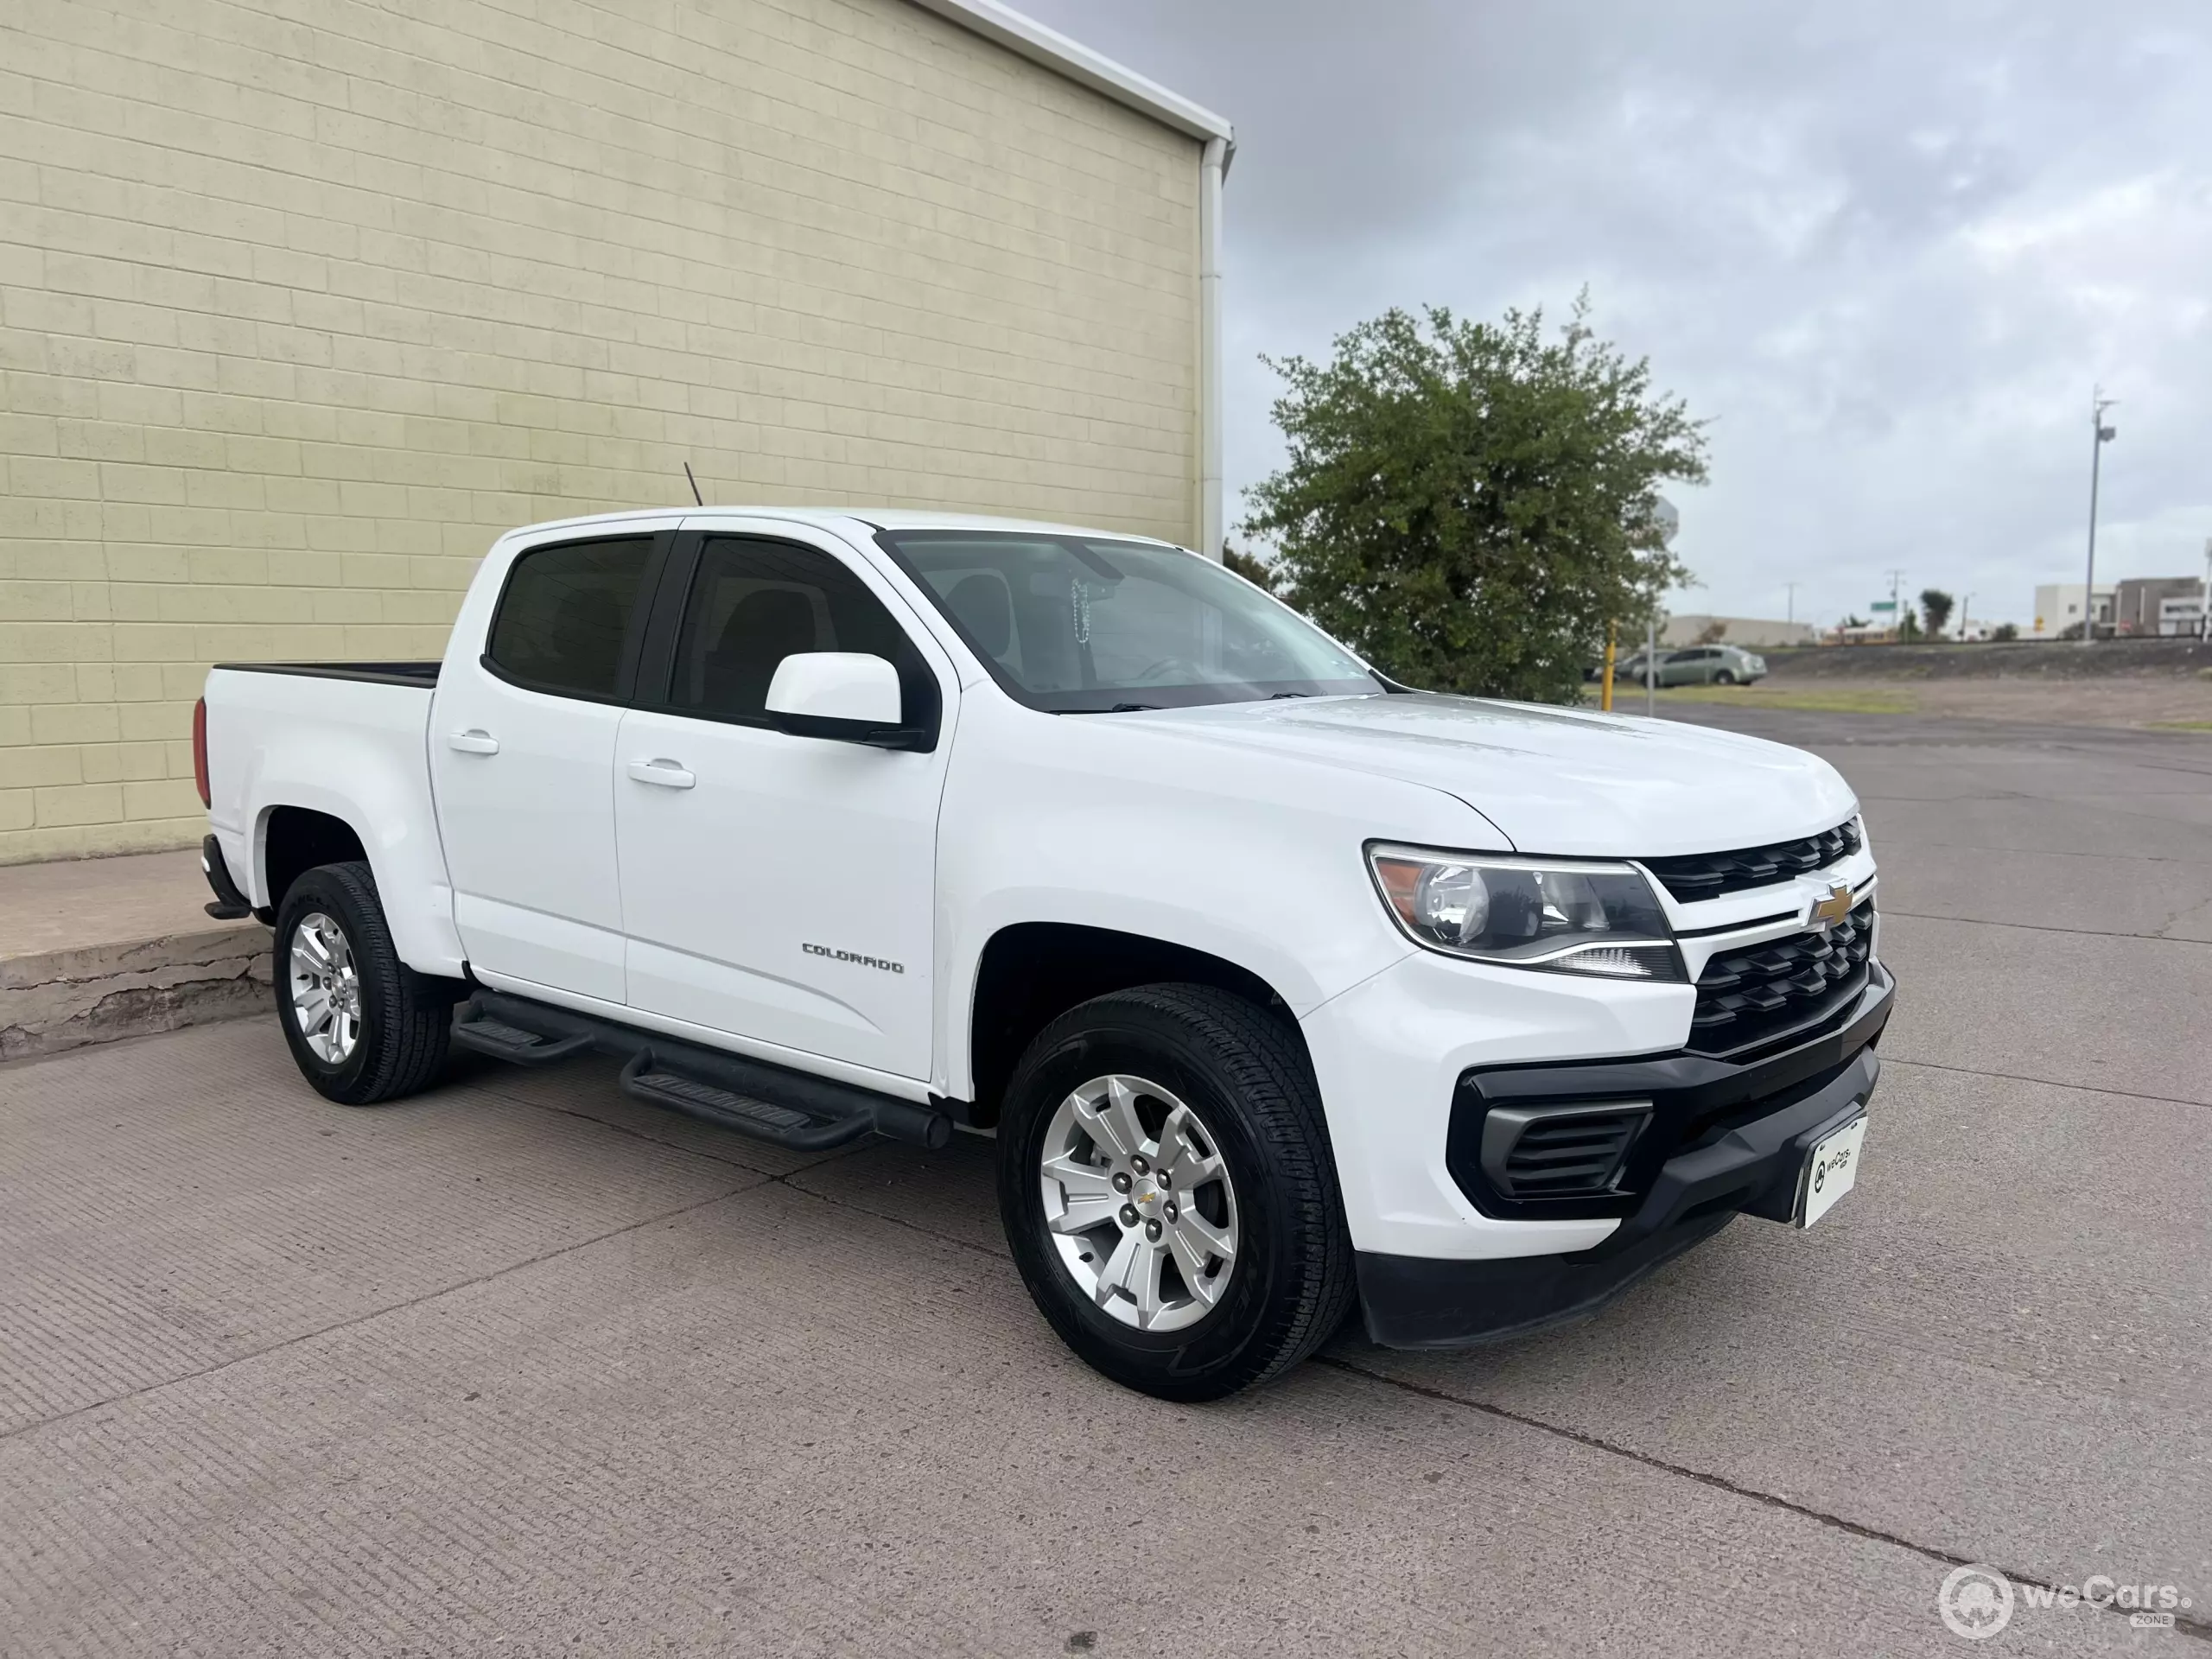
<box><xmin>960</xmin><ymin>921</ymin><xmax>1305</xmax><ymax>1126</ymax></box>
<box><xmin>257</xmin><ymin>804</ymin><xmax>370</xmax><ymax>920</ymax></box>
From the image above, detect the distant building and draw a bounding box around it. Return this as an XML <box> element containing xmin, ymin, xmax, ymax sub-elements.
<box><xmin>1659</xmin><ymin>614</ymin><xmax>1818</xmax><ymax>649</ymax></box>
<box><xmin>2111</xmin><ymin>577</ymin><xmax>2206</xmax><ymax>637</ymax></box>
<box><xmin>2031</xmin><ymin>583</ymin><xmax>2116</xmax><ymax>639</ymax></box>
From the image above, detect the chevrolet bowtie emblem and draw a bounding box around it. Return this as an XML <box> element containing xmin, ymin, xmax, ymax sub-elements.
<box><xmin>1809</xmin><ymin>882</ymin><xmax>1853</xmax><ymax>929</ymax></box>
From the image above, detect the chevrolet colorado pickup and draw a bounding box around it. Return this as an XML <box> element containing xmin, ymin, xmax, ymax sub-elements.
<box><xmin>196</xmin><ymin>507</ymin><xmax>1890</xmax><ymax>1400</ymax></box>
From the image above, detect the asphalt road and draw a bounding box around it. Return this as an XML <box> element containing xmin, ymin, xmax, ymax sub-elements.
<box><xmin>3</xmin><ymin>709</ymin><xmax>2208</xmax><ymax>1657</ymax></box>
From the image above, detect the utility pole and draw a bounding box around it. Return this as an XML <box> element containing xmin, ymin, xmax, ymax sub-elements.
<box><xmin>1783</xmin><ymin>582</ymin><xmax>1798</xmax><ymax>626</ymax></box>
<box><xmin>1959</xmin><ymin>594</ymin><xmax>1973</xmax><ymax>642</ymax></box>
<box><xmin>1883</xmin><ymin>569</ymin><xmax>1906</xmax><ymax>639</ymax></box>
<box><xmin>2083</xmin><ymin>388</ymin><xmax>2117</xmax><ymax>645</ymax></box>
<box><xmin>2201</xmin><ymin>537</ymin><xmax>2210</xmax><ymax>641</ymax></box>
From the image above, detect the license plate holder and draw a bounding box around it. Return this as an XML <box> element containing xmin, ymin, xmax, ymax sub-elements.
<box><xmin>1796</xmin><ymin>1112</ymin><xmax>1867</xmax><ymax>1228</ymax></box>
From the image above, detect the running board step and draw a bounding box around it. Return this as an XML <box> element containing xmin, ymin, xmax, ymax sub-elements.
<box><xmin>619</xmin><ymin>1053</ymin><xmax>887</xmax><ymax>1151</ymax></box>
<box><xmin>452</xmin><ymin>1014</ymin><xmax>594</xmax><ymax>1065</ymax></box>
<box><xmin>453</xmin><ymin>990</ymin><xmax>954</xmax><ymax>1153</ymax></box>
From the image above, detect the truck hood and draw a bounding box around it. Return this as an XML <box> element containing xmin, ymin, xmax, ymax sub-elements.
<box><xmin>1130</xmin><ymin>693</ymin><xmax>1857</xmax><ymax>858</ymax></box>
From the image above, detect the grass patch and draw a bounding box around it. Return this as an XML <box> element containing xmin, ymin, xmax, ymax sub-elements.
<box><xmin>1650</xmin><ymin>684</ymin><xmax>1919</xmax><ymax>715</ymax></box>
<box><xmin>2148</xmin><ymin>720</ymin><xmax>2212</xmax><ymax>732</ymax></box>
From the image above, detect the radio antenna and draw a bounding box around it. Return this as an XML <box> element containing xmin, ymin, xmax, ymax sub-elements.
<box><xmin>683</xmin><ymin>461</ymin><xmax>703</xmax><ymax>506</ymax></box>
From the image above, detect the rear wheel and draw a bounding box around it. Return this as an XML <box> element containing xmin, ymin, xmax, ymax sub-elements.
<box><xmin>997</xmin><ymin>984</ymin><xmax>1354</xmax><ymax>1401</ymax></box>
<box><xmin>274</xmin><ymin>861</ymin><xmax>454</xmax><ymax>1104</ymax></box>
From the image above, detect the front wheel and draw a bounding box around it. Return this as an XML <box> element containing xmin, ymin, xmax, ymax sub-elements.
<box><xmin>275</xmin><ymin>861</ymin><xmax>454</xmax><ymax>1105</ymax></box>
<box><xmin>1713</xmin><ymin>669</ymin><xmax>1736</xmax><ymax>685</ymax></box>
<box><xmin>997</xmin><ymin>984</ymin><xmax>1355</xmax><ymax>1401</ymax></box>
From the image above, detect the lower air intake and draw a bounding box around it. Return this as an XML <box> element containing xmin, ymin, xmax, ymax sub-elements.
<box><xmin>1480</xmin><ymin>1103</ymin><xmax>1652</xmax><ymax>1200</ymax></box>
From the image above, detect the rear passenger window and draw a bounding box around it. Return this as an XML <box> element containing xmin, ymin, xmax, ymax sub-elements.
<box><xmin>486</xmin><ymin>537</ymin><xmax>654</xmax><ymax>699</ymax></box>
<box><xmin>667</xmin><ymin>537</ymin><xmax>935</xmax><ymax>728</ymax></box>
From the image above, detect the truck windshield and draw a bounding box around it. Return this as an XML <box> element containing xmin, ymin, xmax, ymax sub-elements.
<box><xmin>879</xmin><ymin>531</ymin><xmax>1382</xmax><ymax>712</ymax></box>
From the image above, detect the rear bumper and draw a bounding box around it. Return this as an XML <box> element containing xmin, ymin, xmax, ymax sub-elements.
<box><xmin>200</xmin><ymin>833</ymin><xmax>255</xmax><ymax>921</ymax></box>
<box><xmin>1357</xmin><ymin>966</ymin><xmax>1889</xmax><ymax>1348</ymax></box>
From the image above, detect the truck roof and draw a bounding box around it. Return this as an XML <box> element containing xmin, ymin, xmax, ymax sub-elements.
<box><xmin>497</xmin><ymin>505</ymin><xmax>1185</xmax><ymax>547</ymax></box>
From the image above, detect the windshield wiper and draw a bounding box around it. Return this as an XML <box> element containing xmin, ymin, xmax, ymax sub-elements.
<box><xmin>1268</xmin><ymin>691</ymin><xmax>1311</xmax><ymax>699</ymax></box>
<box><xmin>1056</xmin><ymin>702</ymin><xmax>1161</xmax><ymax>715</ymax></box>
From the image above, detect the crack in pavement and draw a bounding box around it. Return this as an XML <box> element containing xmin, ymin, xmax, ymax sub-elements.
<box><xmin>1877</xmin><ymin>907</ymin><xmax>2212</xmax><ymax>944</ymax></box>
<box><xmin>1879</xmin><ymin>1054</ymin><xmax>2212</xmax><ymax>1112</ymax></box>
<box><xmin>1865</xmin><ymin>835</ymin><xmax>2212</xmax><ymax>868</ymax></box>
<box><xmin>1315</xmin><ymin>1356</ymin><xmax>2212</xmax><ymax>1644</ymax></box>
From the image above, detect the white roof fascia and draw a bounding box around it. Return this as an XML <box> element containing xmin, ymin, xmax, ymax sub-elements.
<box><xmin>902</xmin><ymin>0</ymin><xmax>1233</xmax><ymax>149</ymax></box>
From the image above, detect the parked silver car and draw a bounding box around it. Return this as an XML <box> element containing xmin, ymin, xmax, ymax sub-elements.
<box><xmin>1620</xmin><ymin>645</ymin><xmax>1768</xmax><ymax>688</ymax></box>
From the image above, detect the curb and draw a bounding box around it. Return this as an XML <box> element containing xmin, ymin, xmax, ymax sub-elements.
<box><xmin>1</xmin><ymin>923</ymin><xmax>273</xmax><ymax>1062</ymax></box>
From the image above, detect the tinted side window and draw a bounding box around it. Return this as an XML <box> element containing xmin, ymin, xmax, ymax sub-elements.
<box><xmin>486</xmin><ymin>537</ymin><xmax>654</xmax><ymax>699</ymax></box>
<box><xmin>669</xmin><ymin>537</ymin><xmax>935</xmax><ymax>727</ymax></box>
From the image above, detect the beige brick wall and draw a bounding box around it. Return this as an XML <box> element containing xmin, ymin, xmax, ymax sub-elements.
<box><xmin>0</xmin><ymin>0</ymin><xmax>1202</xmax><ymax>862</ymax></box>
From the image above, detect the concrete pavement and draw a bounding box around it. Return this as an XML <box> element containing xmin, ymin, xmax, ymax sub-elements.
<box><xmin>0</xmin><ymin>848</ymin><xmax>268</xmax><ymax>1059</ymax></box>
<box><xmin>3</xmin><ymin>709</ymin><xmax>2207</xmax><ymax>1656</ymax></box>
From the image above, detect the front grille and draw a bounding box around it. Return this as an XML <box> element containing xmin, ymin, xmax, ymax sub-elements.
<box><xmin>1642</xmin><ymin>818</ymin><xmax>1862</xmax><ymax>903</ymax></box>
<box><xmin>1688</xmin><ymin>899</ymin><xmax>1873</xmax><ymax>1057</ymax></box>
<box><xmin>1493</xmin><ymin>1107</ymin><xmax>1649</xmax><ymax>1198</ymax></box>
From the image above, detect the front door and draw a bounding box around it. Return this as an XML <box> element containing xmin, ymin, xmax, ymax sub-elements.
<box><xmin>613</xmin><ymin>532</ymin><xmax>952</xmax><ymax>1080</ymax></box>
<box><xmin>429</xmin><ymin>531</ymin><xmax>663</xmax><ymax>1003</ymax></box>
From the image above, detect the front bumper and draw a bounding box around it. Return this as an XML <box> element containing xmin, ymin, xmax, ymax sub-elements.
<box><xmin>1356</xmin><ymin>963</ymin><xmax>1891</xmax><ymax>1348</ymax></box>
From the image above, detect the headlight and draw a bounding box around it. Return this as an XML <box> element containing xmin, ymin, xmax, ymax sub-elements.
<box><xmin>1366</xmin><ymin>844</ymin><xmax>1683</xmax><ymax>981</ymax></box>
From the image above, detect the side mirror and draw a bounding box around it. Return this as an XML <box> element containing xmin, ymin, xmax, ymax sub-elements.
<box><xmin>764</xmin><ymin>652</ymin><xmax>918</xmax><ymax>747</ymax></box>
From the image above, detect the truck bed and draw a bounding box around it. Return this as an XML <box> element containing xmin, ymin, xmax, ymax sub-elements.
<box><xmin>213</xmin><ymin>660</ymin><xmax>440</xmax><ymax>688</ymax></box>
<box><xmin>202</xmin><ymin>658</ymin><xmax>457</xmax><ymax>973</ymax></box>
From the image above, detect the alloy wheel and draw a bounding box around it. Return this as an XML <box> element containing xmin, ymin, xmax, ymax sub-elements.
<box><xmin>1038</xmin><ymin>1074</ymin><xmax>1240</xmax><ymax>1332</ymax></box>
<box><xmin>288</xmin><ymin>910</ymin><xmax>362</xmax><ymax>1065</ymax></box>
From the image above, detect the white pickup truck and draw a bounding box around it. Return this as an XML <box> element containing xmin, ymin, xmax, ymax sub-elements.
<box><xmin>197</xmin><ymin>507</ymin><xmax>1890</xmax><ymax>1400</ymax></box>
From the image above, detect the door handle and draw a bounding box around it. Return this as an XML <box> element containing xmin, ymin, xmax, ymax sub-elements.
<box><xmin>447</xmin><ymin>729</ymin><xmax>499</xmax><ymax>755</ymax></box>
<box><xmin>626</xmin><ymin>759</ymin><xmax>696</xmax><ymax>790</ymax></box>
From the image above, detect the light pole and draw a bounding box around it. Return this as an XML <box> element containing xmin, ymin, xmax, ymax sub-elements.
<box><xmin>2082</xmin><ymin>388</ymin><xmax>2117</xmax><ymax>645</ymax></box>
<box><xmin>1959</xmin><ymin>594</ymin><xmax>1973</xmax><ymax>642</ymax></box>
<box><xmin>1643</xmin><ymin>613</ymin><xmax>1655</xmax><ymax>714</ymax></box>
<box><xmin>1783</xmin><ymin>582</ymin><xmax>1798</xmax><ymax>626</ymax></box>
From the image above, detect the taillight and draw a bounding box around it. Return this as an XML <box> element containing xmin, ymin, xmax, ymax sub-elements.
<box><xmin>193</xmin><ymin>697</ymin><xmax>211</xmax><ymax>807</ymax></box>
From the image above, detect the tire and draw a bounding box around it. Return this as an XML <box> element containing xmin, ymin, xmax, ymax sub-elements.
<box><xmin>997</xmin><ymin>983</ymin><xmax>1355</xmax><ymax>1401</ymax></box>
<box><xmin>274</xmin><ymin>860</ymin><xmax>455</xmax><ymax>1105</ymax></box>
<box><xmin>1713</xmin><ymin>669</ymin><xmax>1736</xmax><ymax>685</ymax></box>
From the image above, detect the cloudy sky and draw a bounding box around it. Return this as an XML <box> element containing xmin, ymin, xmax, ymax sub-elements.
<box><xmin>1016</xmin><ymin>0</ymin><xmax>2212</xmax><ymax>629</ymax></box>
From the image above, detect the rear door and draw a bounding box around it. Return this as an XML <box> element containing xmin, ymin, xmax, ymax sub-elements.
<box><xmin>429</xmin><ymin>530</ymin><xmax>668</xmax><ymax>1002</ymax></box>
<box><xmin>613</xmin><ymin>528</ymin><xmax>954</xmax><ymax>1079</ymax></box>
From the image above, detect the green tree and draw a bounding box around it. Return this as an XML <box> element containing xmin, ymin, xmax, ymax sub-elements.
<box><xmin>1241</xmin><ymin>297</ymin><xmax>1706</xmax><ymax>703</ymax></box>
<box><xmin>1220</xmin><ymin>544</ymin><xmax>1279</xmax><ymax>594</ymax></box>
<box><xmin>1992</xmin><ymin>621</ymin><xmax>2019</xmax><ymax>642</ymax></box>
<box><xmin>1919</xmin><ymin>588</ymin><xmax>1955</xmax><ymax>638</ymax></box>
